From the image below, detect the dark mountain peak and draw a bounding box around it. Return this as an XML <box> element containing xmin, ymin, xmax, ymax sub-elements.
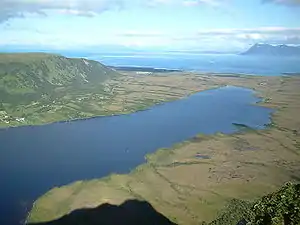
<box><xmin>241</xmin><ymin>43</ymin><xmax>300</xmax><ymax>56</ymax></box>
<box><xmin>26</xmin><ymin>199</ymin><xmax>177</xmax><ymax>225</ymax></box>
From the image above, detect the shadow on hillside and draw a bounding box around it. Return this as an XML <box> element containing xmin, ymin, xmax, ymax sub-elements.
<box><xmin>27</xmin><ymin>199</ymin><xmax>177</xmax><ymax>225</ymax></box>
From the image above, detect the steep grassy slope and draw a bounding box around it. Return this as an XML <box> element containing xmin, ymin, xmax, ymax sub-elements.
<box><xmin>0</xmin><ymin>53</ymin><xmax>121</xmax><ymax>127</ymax></box>
<box><xmin>207</xmin><ymin>182</ymin><xmax>300</xmax><ymax>225</ymax></box>
<box><xmin>0</xmin><ymin>53</ymin><xmax>118</xmax><ymax>99</ymax></box>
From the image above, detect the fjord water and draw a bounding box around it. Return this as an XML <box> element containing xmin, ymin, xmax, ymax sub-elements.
<box><xmin>0</xmin><ymin>86</ymin><xmax>273</xmax><ymax>225</ymax></box>
<box><xmin>86</xmin><ymin>53</ymin><xmax>300</xmax><ymax>76</ymax></box>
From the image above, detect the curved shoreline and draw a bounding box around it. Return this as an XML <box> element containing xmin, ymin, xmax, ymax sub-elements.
<box><xmin>0</xmin><ymin>84</ymin><xmax>226</xmax><ymax>130</ymax></box>
<box><xmin>0</xmin><ymin>83</ymin><xmax>268</xmax><ymax>131</ymax></box>
<box><xmin>26</xmin><ymin>83</ymin><xmax>279</xmax><ymax>223</ymax></box>
<box><xmin>0</xmin><ymin>72</ymin><xmax>275</xmax><ymax>130</ymax></box>
<box><xmin>8</xmin><ymin>74</ymin><xmax>300</xmax><ymax>225</ymax></box>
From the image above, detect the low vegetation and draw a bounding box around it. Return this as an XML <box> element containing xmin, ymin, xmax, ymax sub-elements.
<box><xmin>207</xmin><ymin>182</ymin><xmax>300</xmax><ymax>225</ymax></box>
<box><xmin>27</xmin><ymin>75</ymin><xmax>300</xmax><ymax>224</ymax></box>
<box><xmin>1</xmin><ymin>54</ymin><xmax>285</xmax><ymax>128</ymax></box>
<box><xmin>0</xmin><ymin>53</ymin><xmax>119</xmax><ymax>127</ymax></box>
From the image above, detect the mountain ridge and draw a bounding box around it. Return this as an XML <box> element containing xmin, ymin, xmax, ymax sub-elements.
<box><xmin>241</xmin><ymin>43</ymin><xmax>300</xmax><ymax>56</ymax></box>
<box><xmin>0</xmin><ymin>52</ymin><xmax>122</xmax><ymax>127</ymax></box>
<box><xmin>0</xmin><ymin>52</ymin><xmax>119</xmax><ymax>97</ymax></box>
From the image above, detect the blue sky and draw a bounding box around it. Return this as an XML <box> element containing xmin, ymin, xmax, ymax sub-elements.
<box><xmin>0</xmin><ymin>0</ymin><xmax>300</xmax><ymax>52</ymax></box>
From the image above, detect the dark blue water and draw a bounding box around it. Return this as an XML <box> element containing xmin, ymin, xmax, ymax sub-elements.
<box><xmin>84</xmin><ymin>53</ymin><xmax>300</xmax><ymax>76</ymax></box>
<box><xmin>0</xmin><ymin>86</ymin><xmax>273</xmax><ymax>225</ymax></box>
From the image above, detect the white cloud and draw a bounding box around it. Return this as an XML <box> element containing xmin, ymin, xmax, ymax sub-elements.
<box><xmin>1</xmin><ymin>0</ymin><xmax>299</xmax><ymax>23</ymax></box>
<box><xmin>181</xmin><ymin>0</ymin><xmax>221</xmax><ymax>6</ymax></box>
<box><xmin>54</xmin><ymin>9</ymin><xmax>97</xmax><ymax>17</ymax></box>
<box><xmin>0</xmin><ymin>0</ymin><xmax>125</xmax><ymax>22</ymax></box>
<box><xmin>196</xmin><ymin>27</ymin><xmax>300</xmax><ymax>35</ymax></box>
<box><xmin>1</xmin><ymin>25</ymin><xmax>300</xmax><ymax>51</ymax></box>
<box><xmin>116</xmin><ymin>30</ymin><xmax>166</xmax><ymax>37</ymax></box>
<box><xmin>111</xmin><ymin>27</ymin><xmax>300</xmax><ymax>49</ymax></box>
<box><xmin>170</xmin><ymin>27</ymin><xmax>300</xmax><ymax>49</ymax></box>
<box><xmin>262</xmin><ymin>0</ymin><xmax>300</xmax><ymax>5</ymax></box>
<box><xmin>0</xmin><ymin>0</ymin><xmax>225</xmax><ymax>22</ymax></box>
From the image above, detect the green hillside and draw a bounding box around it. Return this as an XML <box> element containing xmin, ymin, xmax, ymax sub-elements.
<box><xmin>0</xmin><ymin>53</ymin><xmax>118</xmax><ymax>99</ymax></box>
<box><xmin>207</xmin><ymin>182</ymin><xmax>300</xmax><ymax>225</ymax></box>
<box><xmin>0</xmin><ymin>53</ymin><xmax>121</xmax><ymax>127</ymax></box>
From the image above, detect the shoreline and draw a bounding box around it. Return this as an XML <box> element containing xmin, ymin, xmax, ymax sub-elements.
<box><xmin>26</xmin><ymin>75</ymin><xmax>300</xmax><ymax>224</ymax></box>
<box><xmin>1</xmin><ymin>69</ymin><xmax>276</xmax><ymax>130</ymax></box>
<box><xmin>0</xmin><ymin>91</ymin><xmax>193</xmax><ymax>130</ymax></box>
<box><xmin>26</xmin><ymin>79</ymin><xmax>280</xmax><ymax>223</ymax></box>
<box><xmin>27</xmin><ymin>122</ymin><xmax>276</xmax><ymax>223</ymax></box>
<box><xmin>0</xmin><ymin>83</ymin><xmax>230</xmax><ymax>130</ymax></box>
<box><xmin>6</xmin><ymin>74</ymin><xmax>299</xmax><ymax>224</ymax></box>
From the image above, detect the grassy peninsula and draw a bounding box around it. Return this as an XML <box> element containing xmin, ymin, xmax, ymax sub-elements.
<box><xmin>27</xmin><ymin>75</ymin><xmax>300</xmax><ymax>224</ymax></box>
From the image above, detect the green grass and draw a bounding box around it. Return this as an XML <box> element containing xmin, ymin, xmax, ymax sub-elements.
<box><xmin>207</xmin><ymin>183</ymin><xmax>300</xmax><ymax>225</ymax></box>
<box><xmin>0</xmin><ymin>54</ymin><xmax>186</xmax><ymax>128</ymax></box>
<box><xmin>0</xmin><ymin>53</ymin><xmax>123</xmax><ymax>128</ymax></box>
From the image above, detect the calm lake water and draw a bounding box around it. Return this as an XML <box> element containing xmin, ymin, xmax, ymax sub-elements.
<box><xmin>0</xmin><ymin>86</ymin><xmax>273</xmax><ymax>225</ymax></box>
<box><xmin>85</xmin><ymin>53</ymin><xmax>300</xmax><ymax>76</ymax></box>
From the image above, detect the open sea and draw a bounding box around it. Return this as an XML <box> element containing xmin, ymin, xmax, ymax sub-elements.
<box><xmin>73</xmin><ymin>52</ymin><xmax>300</xmax><ymax>76</ymax></box>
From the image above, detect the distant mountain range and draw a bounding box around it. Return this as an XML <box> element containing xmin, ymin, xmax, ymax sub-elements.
<box><xmin>241</xmin><ymin>44</ymin><xmax>300</xmax><ymax>56</ymax></box>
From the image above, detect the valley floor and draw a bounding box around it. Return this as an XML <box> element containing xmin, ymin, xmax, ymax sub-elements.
<box><xmin>27</xmin><ymin>74</ymin><xmax>300</xmax><ymax>224</ymax></box>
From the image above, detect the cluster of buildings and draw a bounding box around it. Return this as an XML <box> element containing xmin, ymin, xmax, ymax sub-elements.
<box><xmin>0</xmin><ymin>111</ymin><xmax>25</xmax><ymax>124</ymax></box>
